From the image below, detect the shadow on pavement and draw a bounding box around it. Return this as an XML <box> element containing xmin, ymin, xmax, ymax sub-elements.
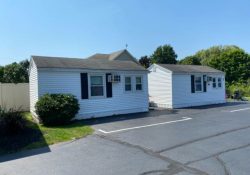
<box><xmin>183</xmin><ymin>101</ymin><xmax>249</xmax><ymax>110</ymax></box>
<box><xmin>84</xmin><ymin>101</ymin><xmax>249</xmax><ymax>126</ymax></box>
<box><xmin>0</xmin><ymin>120</ymin><xmax>51</xmax><ymax>163</ymax></box>
<box><xmin>84</xmin><ymin>109</ymin><xmax>178</xmax><ymax>126</ymax></box>
<box><xmin>0</xmin><ymin>146</ymin><xmax>50</xmax><ymax>163</ymax></box>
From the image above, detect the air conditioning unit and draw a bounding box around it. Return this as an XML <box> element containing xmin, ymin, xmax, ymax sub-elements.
<box><xmin>108</xmin><ymin>74</ymin><xmax>121</xmax><ymax>83</ymax></box>
<box><xmin>207</xmin><ymin>76</ymin><xmax>213</xmax><ymax>82</ymax></box>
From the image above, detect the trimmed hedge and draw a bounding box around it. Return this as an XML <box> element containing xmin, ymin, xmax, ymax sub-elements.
<box><xmin>35</xmin><ymin>94</ymin><xmax>80</xmax><ymax>126</ymax></box>
<box><xmin>0</xmin><ymin>107</ymin><xmax>26</xmax><ymax>136</ymax></box>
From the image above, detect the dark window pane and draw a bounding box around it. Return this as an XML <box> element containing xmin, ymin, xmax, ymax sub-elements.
<box><xmin>125</xmin><ymin>77</ymin><xmax>131</xmax><ymax>84</ymax></box>
<box><xmin>125</xmin><ymin>76</ymin><xmax>132</xmax><ymax>91</ymax></box>
<box><xmin>212</xmin><ymin>78</ymin><xmax>217</xmax><ymax>88</ymax></box>
<box><xmin>91</xmin><ymin>86</ymin><xmax>104</xmax><ymax>96</ymax></box>
<box><xmin>195</xmin><ymin>76</ymin><xmax>202</xmax><ymax>91</ymax></box>
<box><xmin>218</xmin><ymin>78</ymin><xmax>222</xmax><ymax>87</ymax></box>
<box><xmin>136</xmin><ymin>84</ymin><xmax>142</xmax><ymax>90</ymax></box>
<box><xmin>125</xmin><ymin>84</ymin><xmax>131</xmax><ymax>91</ymax></box>
<box><xmin>91</xmin><ymin>76</ymin><xmax>103</xmax><ymax>85</ymax></box>
<box><xmin>136</xmin><ymin>77</ymin><xmax>142</xmax><ymax>84</ymax></box>
<box><xmin>195</xmin><ymin>77</ymin><xmax>201</xmax><ymax>83</ymax></box>
<box><xmin>195</xmin><ymin>84</ymin><xmax>202</xmax><ymax>91</ymax></box>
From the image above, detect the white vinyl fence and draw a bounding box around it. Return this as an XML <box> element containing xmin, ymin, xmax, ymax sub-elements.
<box><xmin>0</xmin><ymin>83</ymin><xmax>29</xmax><ymax>111</ymax></box>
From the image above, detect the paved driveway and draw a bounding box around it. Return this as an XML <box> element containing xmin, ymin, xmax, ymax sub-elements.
<box><xmin>1</xmin><ymin>102</ymin><xmax>250</xmax><ymax>175</ymax></box>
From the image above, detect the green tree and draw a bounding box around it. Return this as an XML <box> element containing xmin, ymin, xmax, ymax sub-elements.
<box><xmin>195</xmin><ymin>45</ymin><xmax>242</xmax><ymax>65</ymax></box>
<box><xmin>179</xmin><ymin>56</ymin><xmax>201</xmax><ymax>65</ymax></box>
<box><xmin>179</xmin><ymin>45</ymin><xmax>250</xmax><ymax>84</ymax></box>
<box><xmin>3</xmin><ymin>61</ymin><xmax>29</xmax><ymax>83</ymax></box>
<box><xmin>151</xmin><ymin>44</ymin><xmax>177</xmax><ymax>64</ymax></box>
<box><xmin>0</xmin><ymin>66</ymin><xmax>4</xmax><ymax>82</ymax></box>
<box><xmin>19</xmin><ymin>59</ymin><xmax>30</xmax><ymax>82</ymax></box>
<box><xmin>139</xmin><ymin>56</ymin><xmax>151</xmax><ymax>68</ymax></box>
<box><xmin>208</xmin><ymin>49</ymin><xmax>250</xmax><ymax>83</ymax></box>
<box><xmin>20</xmin><ymin>59</ymin><xmax>30</xmax><ymax>71</ymax></box>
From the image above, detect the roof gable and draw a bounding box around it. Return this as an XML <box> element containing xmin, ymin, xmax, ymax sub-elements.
<box><xmin>110</xmin><ymin>50</ymin><xmax>138</xmax><ymax>63</ymax></box>
<box><xmin>87</xmin><ymin>49</ymin><xmax>138</xmax><ymax>63</ymax></box>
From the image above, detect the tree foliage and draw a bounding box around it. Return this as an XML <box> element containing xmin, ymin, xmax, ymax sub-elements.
<box><xmin>195</xmin><ymin>45</ymin><xmax>242</xmax><ymax>65</ymax></box>
<box><xmin>150</xmin><ymin>44</ymin><xmax>177</xmax><ymax>64</ymax></box>
<box><xmin>179</xmin><ymin>56</ymin><xmax>201</xmax><ymax>65</ymax></box>
<box><xmin>0</xmin><ymin>60</ymin><xmax>29</xmax><ymax>83</ymax></box>
<box><xmin>179</xmin><ymin>45</ymin><xmax>250</xmax><ymax>84</ymax></box>
<box><xmin>208</xmin><ymin>49</ymin><xmax>250</xmax><ymax>83</ymax></box>
<box><xmin>0</xmin><ymin>66</ymin><xmax>4</xmax><ymax>82</ymax></box>
<box><xmin>139</xmin><ymin>56</ymin><xmax>151</xmax><ymax>68</ymax></box>
<box><xmin>19</xmin><ymin>59</ymin><xmax>30</xmax><ymax>82</ymax></box>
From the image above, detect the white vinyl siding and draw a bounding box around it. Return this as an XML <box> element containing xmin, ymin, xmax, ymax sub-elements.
<box><xmin>29</xmin><ymin>60</ymin><xmax>39</xmax><ymax>115</ymax></box>
<box><xmin>37</xmin><ymin>69</ymin><xmax>148</xmax><ymax>119</ymax></box>
<box><xmin>148</xmin><ymin>65</ymin><xmax>173</xmax><ymax>108</ymax></box>
<box><xmin>148</xmin><ymin>64</ymin><xmax>225</xmax><ymax>109</ymax></box>
<box><xmin>172</xmin><ymin>74</ymin><xmax>225</xmax><ymax>108</ymax></box>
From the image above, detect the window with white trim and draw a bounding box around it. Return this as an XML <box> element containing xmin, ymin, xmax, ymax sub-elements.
<box><xmin>218</xmin><ymin>77</ymin><xmax>222</xmax><ymax>88</ymax></box>
<box><xmin>125</xmin><ymin>76</ymin><xmax>132</xmax><ymax>91</ymax></box>
<box><xmin>90</xmin><ymin>76</ymin><xmax>104</xmax><ymax>96</ymax></box>
<box><xmin>136</xmin><ymin>76</ymin><xmax>142</xmax><ymax>91</ymax></box>
<box><xmin>195</xmin><ymin>76</ymin><xmax>202</xmax><ymax>92</ymax></box>
<box><xmin>212</xmin><ymin>78</ymin><xmax>217</xmax><ymax>88</ymax></box>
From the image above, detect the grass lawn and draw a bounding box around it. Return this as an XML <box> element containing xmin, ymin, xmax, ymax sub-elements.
<box><xmin>0</xmin><ymin>113</ymin><xmax>93</xmax><ymax>155</ymax></box>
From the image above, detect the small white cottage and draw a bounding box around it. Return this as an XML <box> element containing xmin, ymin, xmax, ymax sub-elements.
<box><xmin>29</xmin><ymin>50</ymin><xmax>149</xmax><ymax>119</ymax></box>
<box><xmin>148</xmin><ymin>64</ymin><xmax>226</xmax><ymax>108</ymax></box>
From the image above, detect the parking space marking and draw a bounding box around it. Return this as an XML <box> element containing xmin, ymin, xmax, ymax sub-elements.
<box><xmin>230</xmin><ymin>107</ymin><xmax>250</xmax><ymax>113</ymax></box>
<box><xmin>98</xmin><ymin>117</ymin><xmax>192</xmax><ymax>134</ymax></box>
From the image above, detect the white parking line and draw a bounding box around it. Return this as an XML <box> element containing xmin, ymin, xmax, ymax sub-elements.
<box><xmin>230</xmin><ymin>107</ymin><xmax>250</xmax><ymax>113</ymax></box>
<box><xmin>98</xmin><ymin>117</ymin><xmax>192</xmax><ymax>134</ymax></box>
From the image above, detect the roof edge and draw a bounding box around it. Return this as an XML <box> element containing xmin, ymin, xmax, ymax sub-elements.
<box><xmin>36</xmin><ymin>67</ymin><xmax>149</xmax><ymax>72</ymax></box>
<box><xmin>153</xmin><ymin>63</ymin><xmax>224</xmax><ymax>74</ymax></box>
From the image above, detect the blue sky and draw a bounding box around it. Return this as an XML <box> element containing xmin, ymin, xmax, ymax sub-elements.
<box><xmin>0</xmin><ymin>0</ymin><xmax>250</xmax><ymax>65</ymax></box>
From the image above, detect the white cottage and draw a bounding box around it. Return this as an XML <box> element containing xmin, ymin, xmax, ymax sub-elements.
<box><xmin>148</xmin><ymin>64</ymin><xmax>226</xmax><ymax>108</ymax></box>
<box><xmin>29</xmin><ymin>50</ymin><xmax>149</xmax><ymax>119</ymax></box>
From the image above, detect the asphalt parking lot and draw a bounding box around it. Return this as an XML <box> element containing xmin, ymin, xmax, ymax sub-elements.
<box><xmin>1</xmin><ymin>102</ymin><xmax>250</xmax><ymax>175</ymax></box>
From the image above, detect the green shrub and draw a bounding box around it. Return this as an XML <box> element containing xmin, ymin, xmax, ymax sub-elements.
<box><xmin>35</xmin><ymin>94</ymin><xmax>80</xmax><ymax>126</ymax></box>
<box><xmin>226</xmin><ymin>83</ymin><xmax>250</xmax><ymax>98</ymax></box>
<box><xmin>0</xmin><ymin>107</ymin><xmax>26</xmax><ymax>136</ymax></box>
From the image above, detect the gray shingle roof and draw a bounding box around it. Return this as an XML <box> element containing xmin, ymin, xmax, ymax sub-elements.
<box><xmin>31</xmin><ymin>50</ymin><xmax>146</xmax><ymax>71</ymax></box>
<box><xmin>86</xmin><ymin>50</ymin><xmax>123</xmax><ymax>60</ymax></box>
<box><xmin>157</xmin><ymin>64</ymin><xmax>224</xmax><ymax>73</ymax></box>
